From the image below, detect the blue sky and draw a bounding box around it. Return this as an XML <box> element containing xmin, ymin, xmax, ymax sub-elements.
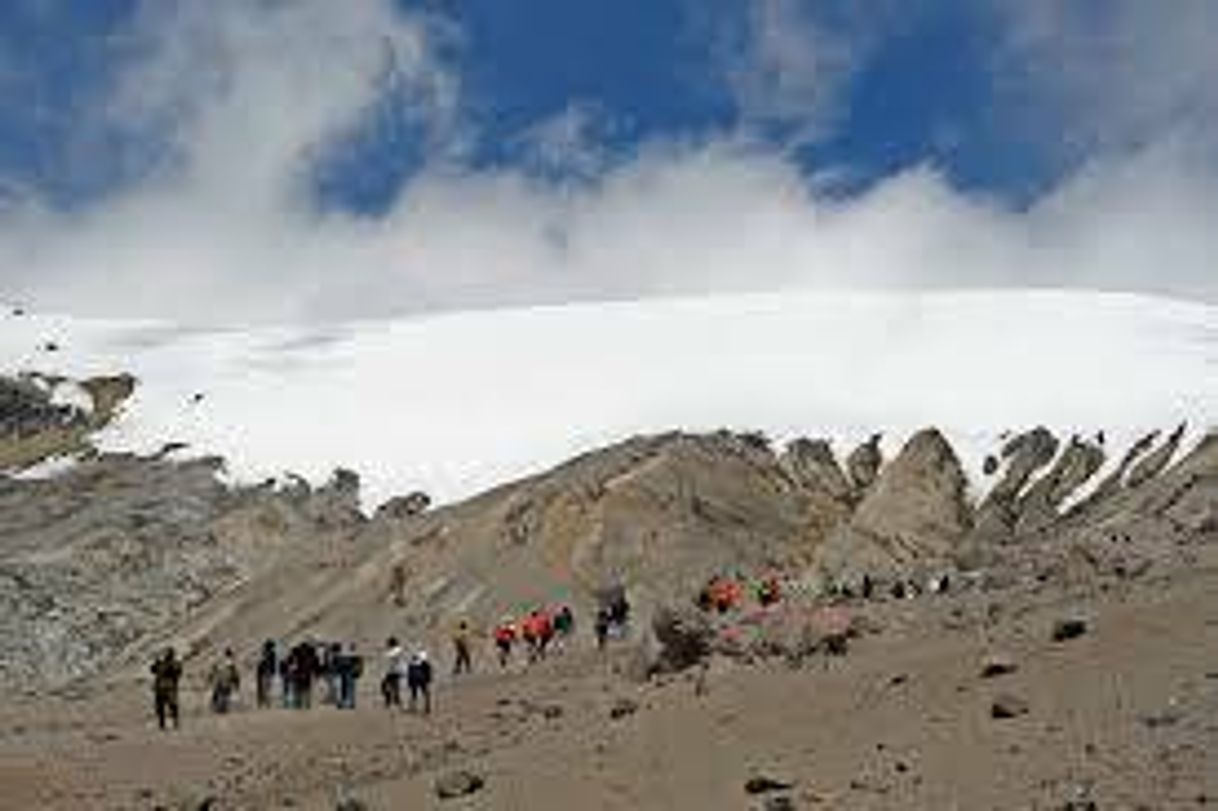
<box><xmin>0</xmin><ymin>1</ymin><xmax>1215</xmax><ymax>321</ymax></box>
<box><xmin>0</xmin><ymin>0</ymin><xmax>1090</xmax><ymax>209</ymax></box>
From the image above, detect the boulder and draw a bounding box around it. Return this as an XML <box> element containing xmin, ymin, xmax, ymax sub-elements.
<box><xmin>1051</xmin><ymin>618</ymin><xmax>1088</xmax><ymax>642</ymax></box>
<box><xmin>745</xmin><ymin>775</ymin><xmax>795</xmax><ymax>794</ymax></box>
<box><xmin>980</xmin><ymin>654</ymin><xmax>1018</xmax><ymax>679</ymax></box>
<box><xmin>990</xmin><ymin>693</ymin><xmax>1029</xmax><ymax>719</ymax></box>
<box><xmin>649</xmin><ymin>604</ymin><xmax>714</xmax><ymax>673</ymax></box>
<box><xmin>435</xmin><ymin>770</ymin><xmax>485</xmax><ymax>799</ymax></box>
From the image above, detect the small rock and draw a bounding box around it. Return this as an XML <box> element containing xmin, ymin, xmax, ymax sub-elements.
<box><xmin>1140</xmin><ymin>710</ymin><xmax>1182</xmax><ymax>729</ymax></box>
<box><xmin>991</xmin><ymin>694</ymin><xmax>1029</xmax><ymax>719</ymax></box>
<box><xmin>745</xmin><ymin>775</ymin><xmax>794</xmax><ymax>794</ymax></box>
<box><xmin>763</xmin><ymin>796</ymin><xmax>797</xmax><ymax>811</ymax></box>
<box><xmin>435</xmin><ymin>769</ymin><xmax>485</xmax><ymax>799</ymax></box>
<box><xmin>1052</xmin><ymin>618</ymin><xmax>1088</xmax><ymax>642</ymax></box>
<box><xmin>980</xmin><ymin>655</ymin><xmax>1018</xmax><ymax>678</ymax></box>
<box><xmin>609</xmin><ymin>698</ymin><xmax>639</xmax><ymax>719</ymax></box>
<box><xmin>542</xmin><ymin>704</ymin><xmax>564</xmax><ymax>719</ymax></box>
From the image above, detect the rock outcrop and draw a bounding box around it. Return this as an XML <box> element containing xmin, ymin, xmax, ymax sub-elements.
<box><xmin>816</xmin><ymin>429</ymin><xmax>971</xmax><ymax>585</ymax></box>
<box><xmin>845</xmin><ymin>434</ymin><xmax>883</xmax><ymax>493</ymax></box>
<box><xmin>780</xmin><ymin>438</ymin><xmax>854</xmax><ymax>503</ymax></box>
<box><xmin>0</xmin><ymin>372</ymin><xmax>135</xmax><ymax>470</ymax></box>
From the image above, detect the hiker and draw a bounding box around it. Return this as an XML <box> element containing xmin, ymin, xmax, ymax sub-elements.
<box><xmin>757</xmin><ymin>575</ymin><xmax>781</xmax><ymax>607</ymax></box>
<box><xmin>291</xmin><ymin>641</ymin><xmax>319</xmax><ymax>709</ymax></box>
<box><xmin>534</xmin><ymin>609</ymin><xmax>554</xmax><ymax>659</ymax></box>
<box><xmin>335</xmin><ymin>643</ymin><xmax>363</xmax><ymax>710</ymax></box>
<box><xmin>493</xmin><ymin>618</ymin><xmax>517</xmax><ymax>668</ymax></box>
<box><xmin>322</xmin><ymin>642</ymin><xmax>342</xmax><ymax>706</ymax></box>
<box><xmin>552</xmin><ymin>605</ymin><xmax>574</xmax><ymax>652</ymax></box>
<box><xmin>607</xmin><ymin>588</ymin><xmax>631</xmax><ymax>629</ymax></box>
<box><xmin>256</xmin><ymin>640</ymin><xmax>277</xmax><ymax>708</ymax></box>
<box><xmin>521</xmin><ymin>612</ymin><xmax>538</xmax><ymax>662</ymax></box>
<box><xmin>382</xmin><ymin>637</ymin><xmax>405</xmax><ymax>708</ymax></box>
<box><xmin>406</xmin><ymin>650</ymin><xmax>433</xmax><ymax>715</ymax></box>
<box><xmin>522</xmin><ymin>609</ymin><xmax>552</xmax><ymax>662</ymax></box>
<box><xmin>150</xmin><ymin>647</ymin><xmax>182</xmax><ymax>731</ymax></box>
<box><xmin>861</xmin><ymin>574</ymin><xmax>874</xmax><ymax>601</ymax></box>
<box><xmin>594</xmin><ymin>608</ymin><xmax>610</xmax><ymax>651</ymax></box>
<box><xmin>452</xmin><ymin>620</ymin><xmax>473</xmax><ymax>676</ymax></box>
<box><xmin>279</xmin><ymin>648</ymin><xmax>296</xmax><ymax>709</ymax></box>
<box><xmin>208</xmin><ymin>647</ymin><xmax>241</xmax><ymax>714</ymax></box>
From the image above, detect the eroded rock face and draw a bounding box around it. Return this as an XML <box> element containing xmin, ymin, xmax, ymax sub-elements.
<box><xmin>817</xmin><ymin>429</ymin><xmax>971</xmax><ymax>584</ymax></box>
<box><xmin>1015</xmin><ymin>436</ymin><xmax>1106</xmax><ymax>534</ymax></box>
<box><xmin>375</xmin><ymin>491</ymin><xmax>431</xmax><ymax>521</ymax></box>
<box><xmin>0</xmin><ymin>453</ymin><xmax>369</xmax><ymax>689</ymax></box>
<box><xmin>1127</xmin><ymin>423</ymin><xmax>1186</xmax><ymax>488</ymax></box>
<box><xmin>845</xmin><ymin>434</ymin><xmax>883</xmax><ymax>493</ymax></box>
<box><xmin>780</xmin><ymin>438</ymin><xmax>854</xmax><ymax>503</ymax></box>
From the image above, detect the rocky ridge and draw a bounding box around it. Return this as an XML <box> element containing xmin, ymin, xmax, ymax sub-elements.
<box><xmin>1</xmin><ymin>371</ymin><xmax>1216</xmax><ymax>692</ymax></box>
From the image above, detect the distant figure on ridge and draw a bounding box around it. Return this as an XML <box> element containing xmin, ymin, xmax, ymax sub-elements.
<box><xmin>150</xmin><ymin>647</ymin><xmax>182</xmax><ymax>731</ymax></box>
<box><xmin>452</xmin><ymin>620</ymin><xmax>473</xmax><ymax>676</ymax></box>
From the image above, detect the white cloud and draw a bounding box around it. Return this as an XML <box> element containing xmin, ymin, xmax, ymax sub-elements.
<box><xmin>994</xmin><ymin>0</ymin><xmax>1218</xmax><ymax>158</ymax></box>
<box><xmin>722</xmin><ymin>0</ymin><xmax>866</xmax><ymax>144</ymax></box>
<box><xmin>0</xmin><ymin>0</ymin><xmax>1215</xmax><ymax>325</ymax></box>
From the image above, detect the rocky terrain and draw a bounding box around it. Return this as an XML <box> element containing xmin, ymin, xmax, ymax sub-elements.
<box><xmin>0</xmin><ymin>370</ymin><xmax>1216</xmax><ymax>808</ymax></box>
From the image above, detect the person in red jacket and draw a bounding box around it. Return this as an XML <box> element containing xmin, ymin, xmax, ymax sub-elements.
<box><xmin>534</xmin><ymin>609</ymin><xmax>554</xmax><ymax>659</ymax></box>
<box><xmin>493</xmin><ymin>618</ymin><xmax>517</xmax><ymax>668</ymax></box>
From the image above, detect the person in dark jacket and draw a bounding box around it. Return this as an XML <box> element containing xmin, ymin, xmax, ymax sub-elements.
<box><xmin>406</xmin><ymin>650</ymin><xmax>433</xmax><ymax>715</ymax></box>
<box><xmin>335</xmin><ymin>643</ymin><xmax>363</xmax><ymax>710</ymax></box>
<box><xmin>256</xmin><ymin>640</ymin><xmax>277</xmax><ymax>708</ymax></box>
<box><xmin>292</xmin><ymin>641</ymin><xmax>319</xmax><ymax>709</ymax></box>
<box><xmin>150</xmin><ymin>647</ymin><xmax>183</xmax><ymax>730</ymax></box>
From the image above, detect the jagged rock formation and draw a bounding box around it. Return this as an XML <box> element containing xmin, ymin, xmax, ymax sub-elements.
<box><xmin>1127</xmin><ymin>423</ymin><xmax>1186</xmax><ymax>488</ymax></box>
<box><xmin>1014</xmin><ymin>436</ymin><xmax>1105</xmax><ymax>535</ymax></box>
<box><xmin>780</xmin><ymin>438</ymin><xmax>854</xmax><ymax>503</ymax></box>
<box><xmin>816</xmin><ymin>429</ymin><xmax>972</xmax><ymax>585</ymax></box>
<box><xmin>845</xmin><ymin>434</ymin><xmax>883</xmax><ymax>493</ymax></box>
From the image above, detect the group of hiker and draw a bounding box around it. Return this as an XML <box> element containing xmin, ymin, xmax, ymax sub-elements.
<box><xmin>147</xmin><ymin>596</ymin><xmax>633</xmax><ymax>730</ymax></box>
<box><xmin>491</xmin><ymin>604</ymin><xmax>577</xmax><ymax>667</ymax></box>
<box><xmin>696</xmin><ymin>573</ymin><xmax>783</xmax><ymax>614</ymax></box>
<box><xmin>254</xmin><ymin>639</ymin><xmax>367</xmax><ymax>711</ymax></box>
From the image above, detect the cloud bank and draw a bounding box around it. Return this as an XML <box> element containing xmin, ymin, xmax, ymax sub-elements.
<box><xmin>0</xmin><ymin>0</ymin><xmax>1215</xmax><ymax>324</ymax></box>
